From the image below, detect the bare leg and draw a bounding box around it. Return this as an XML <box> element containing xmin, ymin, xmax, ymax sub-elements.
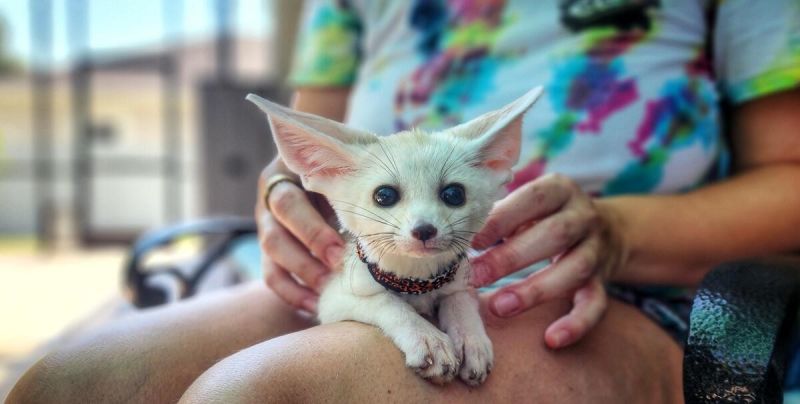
<box><xmin>180</xmin><ymin>297</ymin><xmax>683</xmax><ymax>404</ymax></box>
<box><xmin>7</xmin><ymin>281</ymin><xmax>313</xmax><ymax>404</ymax></box>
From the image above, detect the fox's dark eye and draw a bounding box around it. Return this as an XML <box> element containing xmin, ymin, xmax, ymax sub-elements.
<box><xmin>373</xmin><ymin>185</ymin><xmax>400</xmax><ymax>207</ymax></box>
<box><xmin>440</xmin><ymin>183</ymin><xmax>466</xmax><ymax>207</ymax></box>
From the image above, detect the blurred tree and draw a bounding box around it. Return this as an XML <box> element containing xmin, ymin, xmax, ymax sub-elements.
<box><xmin>0</xmin><ymin>15</ymin><xmax>21</xmax><ymax>76</ymax></box>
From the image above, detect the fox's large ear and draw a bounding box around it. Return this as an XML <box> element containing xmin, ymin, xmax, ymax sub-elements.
<box><xmin>450</xmin><ymin>86</ymin><xmax>543</xmax><ymax>175</ymax></box>
<box><xmin>246</xmin><ymin>94</ymin><xmax>377</xmax><ymax>188</ymax></box>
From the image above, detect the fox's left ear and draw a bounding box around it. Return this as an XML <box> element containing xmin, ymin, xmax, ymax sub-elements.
<box><xmin>450</xmin><ymin>86</ymin><xmax>543</xmax><ymax>174</ymax></box>
<box><xmin>246</xmin><ymin>94</ymin><xmax>378</xmax><ymax>192</ymax></box>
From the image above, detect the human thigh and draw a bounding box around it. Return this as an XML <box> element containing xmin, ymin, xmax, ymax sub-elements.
<box><xmin>180</xmin><ymin>296</ymin><xmax>682</xmax><ymax>403</ymax></box>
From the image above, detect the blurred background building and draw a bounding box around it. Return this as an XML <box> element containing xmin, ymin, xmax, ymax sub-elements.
<box><xmin>0</xmin><ymin>0</ymin><xmax>302</xmax><ymax>397</ymax></box>
<box><xmin>0</xmin><ymin>0</ymin><xmax>299</xmax><ymax>247</ymax></box>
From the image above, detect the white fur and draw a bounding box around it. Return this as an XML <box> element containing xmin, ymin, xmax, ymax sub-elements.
<box><xmin>247</xmin><ymin>87</ymin><xmax>542</xmax><ymax>385</ymax></box>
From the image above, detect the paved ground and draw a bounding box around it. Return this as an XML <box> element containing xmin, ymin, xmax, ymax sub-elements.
<box><xmin>0</xmin><ymin>244</ymin><xmax>125</xmax><ymax>400</ymax></box>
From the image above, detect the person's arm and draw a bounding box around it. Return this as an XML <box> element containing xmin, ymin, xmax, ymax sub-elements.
<box><xmin>471</xmin><ymin>0</ymin><xmax>800</xmax><ymax>349</ymax></box>
<box><xmin>292</xmin><ymin>87</ymin><xmax>351</xmax><ymax>120</ymax></box>
<box><xmin>255</xmin><ymin>87</ymin><xmax>351</xmax><ymax>312</ymax></box>
<box><xmin>605</xmin><ymin>88</ymin><xmax>800</xmax><ymax>286</ymax></box>
<box><xmin>470</xmin><ymin>89</ymin><xmax>800</xmax><ymax>349</ymax></box>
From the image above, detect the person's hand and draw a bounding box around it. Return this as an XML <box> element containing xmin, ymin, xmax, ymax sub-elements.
<box><xmin>469</xmin><ymin>174</ymin><xmax>627</xmax><ymax>349</ymax></box>
<box><xmin>256</xmin><ymin>158</ymin><xmax>345</xmax><ymax>313</ymax></box>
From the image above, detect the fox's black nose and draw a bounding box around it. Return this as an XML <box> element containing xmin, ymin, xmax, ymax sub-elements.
<box><xmin>411</xmin><ymin>224</ymin><xmax>438</xmax><ymax>242</ymax></box>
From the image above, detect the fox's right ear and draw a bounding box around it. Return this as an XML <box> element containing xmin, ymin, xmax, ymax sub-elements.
<box><xmin>449</xmin><ymin>86</ymin><xmax>543</xmax><ymax>181</ymax></box>
<box><xmin>246</xmin><ymin>94</ymin><xmax>377</xmax><ymax>188</ymax></box>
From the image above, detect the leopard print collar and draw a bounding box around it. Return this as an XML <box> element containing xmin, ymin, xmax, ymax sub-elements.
<box><xmin>355</xmin><ymin>242</ymin><xmax>467</xmax><ymax>295</ymax></box>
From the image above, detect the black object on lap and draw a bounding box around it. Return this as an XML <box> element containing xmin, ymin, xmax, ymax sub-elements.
<box><xmin>684</xmin><ymin>257</ymin><xmax>800</xmax><ymax>404</ymax></box>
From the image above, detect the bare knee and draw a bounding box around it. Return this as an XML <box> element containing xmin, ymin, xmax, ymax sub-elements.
<box><xmin>8</xmin><ymin>322</ymin><xmax>189</xmax><ymax>404</ymax></box>
<box><xmin>180</xmin><ymin>322</ymin><xmax>410</xmax><ymax>404</ymax></box>
<box><xmin>7</xmin><ymin>356</ymin><xmax>55</xmax><ymax>404</ymax></box>
<box><xmin>179</xmin><ymin>342</ymin><xmax>316</xmax><ymax>404</ymax></box>
<box><xmin>178</xmin><ymin>358</ymin><xmax>259</xmax><ymax>404</ymax></box>
<box><xmin>7</xmin><ymin>349</ymin><xmax>122</xmax><ymax>404</ymax></box>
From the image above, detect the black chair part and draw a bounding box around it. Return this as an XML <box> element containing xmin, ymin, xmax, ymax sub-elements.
<box><xmin>684</xmin><ymin>257</ymin><xmax>800</xmax><ymax>404</ymax></box>
<box><xmin>124</xmin><ymin>216</ymin><xmax>257</xmax><ymax>308</ymax></box>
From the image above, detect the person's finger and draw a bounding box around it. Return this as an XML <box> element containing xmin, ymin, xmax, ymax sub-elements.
<box><xmin>256</xmin><ymin>160</ymin><xmax>298</xmax><ymax>214</ymax></box>
<box><xmin>472</xmin><ymin>174</ymin><xmax>576</xmax><ymax>250</ymax></box>
<box><xmin>268</xmin><ymin>182</ymin><xmax>345</xmax><ymax>268</ymax></box>
<box><xmin>544</xmin><ymin>276</ymin><xmax>607</xmax><ymax>349</ymax></box>
<box><xmin>260</xmin><ymin>214</ymin><xmax>331</xmax><ymax>292</ymax></box>
<box><xmin>263</xmin><ymin>260</ymin><xmax>319</xmax><ymax>313</ymax></box>
<box><xmin>470</xmin><ymin>210</ymin><xmax>593</xmax><ymax>287</ymax></box>
<box><xmin>485</xmin><ymin>235</ymin><xmax>600</xmax><ymax>317</ymax></box>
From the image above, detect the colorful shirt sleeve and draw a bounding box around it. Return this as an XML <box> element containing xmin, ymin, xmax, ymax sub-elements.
<box><xmin>713</xmin><ymin>1</ymin><xmax>800</xmax><ymax>103</ymax></box>
<box><xmin>289</xmin><ymin>0</ymin><xmax>363</xmax><ymax>87</ymax></box>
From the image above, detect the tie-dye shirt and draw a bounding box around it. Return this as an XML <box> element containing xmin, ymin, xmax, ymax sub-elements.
<box><xmin>288</xmin><ymin>0</ymin><xmax>800</xmax><ymax>345</ymax></box>
<box><xmin>291</xmin><ymin>0</ymin><xmax>800</xmax><ymax>196</ymax></box>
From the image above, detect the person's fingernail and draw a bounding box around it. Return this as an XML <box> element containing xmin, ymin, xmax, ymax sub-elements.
<box><xmin>493</xmin><ymin>292</ymin><xmax>521</xmax><ymax>316</ymax></box>
<box><xmin>550</xmin><ymin>330</ymin><xmax>570</xmax><ymax>348</ymax></box>
<box><xmin>301</xmin><ymin>297</ymin><xmax>318</xmax><ymax>313</ymax></box>
<box><xmin>470</xmin><ymin>263</ymin><xmax>490</xmax><ymax>287</ymax></box>
<box><xmin>325</xmin><ymin>245</ymin><xmax>344</xmax><ymax>267</ymax></box>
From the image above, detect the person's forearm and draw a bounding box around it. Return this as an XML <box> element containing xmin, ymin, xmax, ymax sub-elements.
<box><xmin>599</xmin><ymin>163</ymin><xmax>800</xmax><ymax>287</ymax></box>
<box><xmin>291</xmin><ymin>87</ymin><xmax>351</xmax><ymax>121</ymax></box>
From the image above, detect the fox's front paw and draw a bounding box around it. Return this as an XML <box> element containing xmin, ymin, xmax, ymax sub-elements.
<box><xmin>450</xmin><ymin>329</ymin><xmax>494</xmax><ymax>386</ymax></box>
<box><xmin>398</xmin><ymin>329</ymin><xmax>460</xmax><ymax>384</ymax></box>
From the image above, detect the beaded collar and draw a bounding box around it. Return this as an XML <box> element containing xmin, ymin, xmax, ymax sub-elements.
<box><xmin>355</xmin><ymin>243</ymin><xmax>467</xmax><ymax>295</ymax></box>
